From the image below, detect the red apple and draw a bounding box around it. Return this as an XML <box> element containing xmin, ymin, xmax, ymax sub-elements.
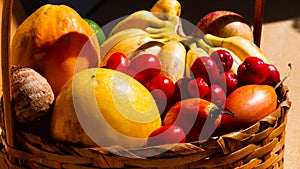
<box><xmin>193</xmin><ymin>10</ymin><xmax>254</xmax><ymax>42</ymax></box>
<box><xmin>146</xmin><ymin>125</ymin><xmax>186</xmax><ymax>147</ymax></box>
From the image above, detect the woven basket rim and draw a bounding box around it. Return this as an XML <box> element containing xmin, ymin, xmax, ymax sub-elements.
<box><xmin>0</xmin><ymin>85</ymin><xmax>291</xmax><ymax>168</ymax></box>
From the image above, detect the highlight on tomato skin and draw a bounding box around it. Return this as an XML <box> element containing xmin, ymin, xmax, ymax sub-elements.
<box><xmin>105</xmin><ymin>52</ymin><xmax>130</xmax><ymax>73</ymax></box>
<box><xmin>237</xmin><ymin>57</ymin><xmax>269</xmax><ymax>85</ymax></box>
<box><xmin>162</xmin><ymin>98</ymin><xmax>234</xmax><ymax>142</ymax></box>
<box><xmin>261</xmin><ymin>63</ymin><xmax>281</xmax><ymax>87</ymax></box>
<box><xmin>187</xmin><ymin>77</ymin><xmax>209</xmax><ymax>99</ymax></box>
<box><xmin>145</xmin><ymin>125</ymin><xmax>186</xmax><ymax>147</ymax></box>
<box><xmin>126</xmin><ymin>54</ymin><xmax>162</xmax><ymax>83</ymax></box>
<box><xmin>210</xmin><ymin>49</ymin><xmax>234</xmax><ymax>72</ymax></box>
<box><xmin>147</xmin><ymin>75</ymin><xmax>175</xmax><ymax>99</ymax></box>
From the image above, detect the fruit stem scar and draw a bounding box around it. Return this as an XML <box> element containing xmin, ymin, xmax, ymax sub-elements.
<box><xmin>223</xmin><ymin>108</ymin><xmax>235</xmax><ymax>118</ymax></box>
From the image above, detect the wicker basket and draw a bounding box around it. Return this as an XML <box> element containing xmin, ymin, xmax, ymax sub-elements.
<box><xmin>0</xmin><ymin>0</ymin><xmax>292</xmax><ymax>168</ymax></box>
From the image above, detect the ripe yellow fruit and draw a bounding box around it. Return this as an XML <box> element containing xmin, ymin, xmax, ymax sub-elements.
<box><xmin>50</xmin><ymin>68</ymin><xmax>161</xmax><ymax>148</ymax></box>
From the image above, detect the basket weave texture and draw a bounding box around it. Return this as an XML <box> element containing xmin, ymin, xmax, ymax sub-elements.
<box><xmin>0</xmin><ymin>86</ymin><xmax>291</xmax><ymax>168</ymax></box>
<box><xmin>0</xmin><ymin>0</ymin><xmax>292</xmax><ymax>168</ymax></box>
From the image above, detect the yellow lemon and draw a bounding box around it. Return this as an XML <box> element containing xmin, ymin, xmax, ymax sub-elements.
<box><xmin>50</xmin><ymin>68</ymin><xmax>161</xmax><ymax>149</ymax></box>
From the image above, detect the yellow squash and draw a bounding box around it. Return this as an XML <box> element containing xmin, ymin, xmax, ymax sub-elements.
<box><xmin>11</xmin><ymin>4</ymin><xmax>100</xmax><ymax>96</ymax></box>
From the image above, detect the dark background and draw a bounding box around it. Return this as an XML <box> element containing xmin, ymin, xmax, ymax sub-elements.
<box><xmin>19</xmin><ymin>0</ymin><xmax>300</xmax><ymax>28</ymax></box>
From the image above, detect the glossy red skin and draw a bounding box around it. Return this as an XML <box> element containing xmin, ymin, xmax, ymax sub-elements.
<box><xmin>210</xmin><ymin>49</ymin><xmax>234</xmax><ymax>72</ymax></box>
<box><xmin>150</xmin><ymin>89</ymin><xmax>173</xmax><ymax>120</ymax></box>
<box><xmin>217</xmin><ymin>71</ymin><xmax>240</xmax><ymax>95</ymax></box>
<box><xmin>205</xmin><ymin>84</ymin><xmax>227</xmax><ymax>108</ymax></box>
<box><xmin>173</xmin><ymin>77</ymin><xmax>192</xmax><ymax>102</ymax></box>
<box><xmin>262</xmin><ymin>64</ymin><xmax>281</xmax><ymax>86</ymax></box>
<box><xmin>193</xmin><ymin>10</ymin><xmax>254</xmax><ymax>41</ymax></box>
<box><xmin>187</xmin><ymin>78</ymin><xmax>209</xmax><ymax>98</ymax></box>
<box><xmin>127</xmin><ymin>54</ymin><xmax>162</xmax><ymax>83</ymax></box>
<box><xmin>222</xmin><ymin>84</ymin><xmax>277</xmax><ymax>132</ymax></box>
<box><xmin>164</xmin><ymin>98</ymin><xmax>223</xmax><ymax>142</ymax></box>
<box><xmin>106</xmin><ymin>52</ymin><xmax>129</xmax><ymax>73</ymax></box>
<box><xmin>148</xmin><ymin>75</ymin><xmax>175</xmax><ymax>99</ymax></box>
<box><xmin>190</xmin><ymin>56</ymin><xmax>220</xmax><ymax>85</ymax></box>
<box><xmin>237</xmin><ymin>57</ymin><xmax>269</xmax><ymax>84</ymax></box>
<box><xmin>146</xmin><ymin>125</ymin><xmax>186</xmax><ymax>147</ymax></box>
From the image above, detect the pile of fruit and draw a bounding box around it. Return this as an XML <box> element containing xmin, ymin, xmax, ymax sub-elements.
<box><xmin>8</xmin><ymin>0</ymin><xmax>283</xmax><ymax>150</ymax></box>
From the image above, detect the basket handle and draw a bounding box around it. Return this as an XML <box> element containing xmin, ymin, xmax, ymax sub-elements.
<box><xmin>253</xmin><ymin>0</ymin><xmax>265</xmax><ymax>47</ymax></box>
<box><xmin>1</xmin><ymin>0</ymin><xmax>15</xmax><ymax>152</ymax></box>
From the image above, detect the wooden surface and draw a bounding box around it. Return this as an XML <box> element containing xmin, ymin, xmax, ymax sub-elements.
<box><xmin>0</xmin><ymin>1</ymin><xmax>299</xmax><ymax>168</ymax></box>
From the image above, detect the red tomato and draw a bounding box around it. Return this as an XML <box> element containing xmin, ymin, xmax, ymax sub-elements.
<box><xmin>222</xmin><ymin>84</ymin><xmax>277</xmax><ymax>131</ymax></box>
<box><xmin>262</xmin><ymin>64</ymin><xmax>281</xmax><ymax>86</ymax></box>
<box><xmin>237</xmin><ymin>57</ymin><xmax>268</xmax><ymax>84</ymax></box>
<box><xmin>210</xmin><ymin>49</ymin><xmax>234</xmax><ymax>72</ymax></box>
<box><xmin>106</xmin><ymin>52</ymin><xmax>129</xmax><ymax>73</ymax></box>
<box><xmin>148</xmin><ymin>75</ymin><xmax>175</xmax><ymax>99</ymax></box>
<box><xmin>163</xmin><ymin>98</ymin><xmax>233</xmax><ymax>142</ymax></box>
<box><xmin>187</xmin><ymin>78</ymin><xmax>209</xmax><ymax>98</ymax></box>
<box><xmin>127</xmin><ymin>54</ymin><xmax>161</xmax><ymax>83</ymax></box>
<box><xmin>205</xmin><ymin>84</ymin><xmax>226</xmax><ymax>108</ymax></box>
<box><xmin>217</xmin><ymin>71</ymin><xmax>240</xmax><ymax>95</ymax></box>
<box><xmin>190</xmin><ymin>56</ymin><xmax>220</xmax><ymax>85</ymax></box>
<box><xmin>146</xmin><ymin>125</ymin><xmax>186</xmax><ymax>146</ymax></box>
<box><xmin>173</xmin><ymin>77</ymin><xmax>192</xmax><ymax>102</ymax></box>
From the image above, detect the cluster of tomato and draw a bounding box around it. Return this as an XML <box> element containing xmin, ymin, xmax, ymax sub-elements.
<box><xmin>186</xmin><ymin>49</ymin><xmax>281</xmax><ymax>108</ymax></box>
<box><xmin>104</xmin><ymin>50</ymin><xmax>281</xmax><ymax>146</ymax></box>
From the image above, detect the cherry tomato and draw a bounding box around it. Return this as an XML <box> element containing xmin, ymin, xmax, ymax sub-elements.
<box><xmin>187</xmin><ymin>78</ymin><xmax>209</xmax><ymax>98</ymax></box>
<box><xmin>148</xmin><ymin>75</ymin><xmax>175</xmax><ymax>99</ymax></box>
<box><xmin>164</xmin><ymin>98</ymin><xmax>234</xmax><ymax>142</ymax></box>
<box><xmin>127</xmin><ymin>54</ymin><xmax>161</xmax><ymax>83</ymax></box>
<box><xmin>210</xmin><ymin>49</ymin><xmax>233</xmax><ymax>72</ymax></box>
<box><xmin>262</xmin><ymin>64</ymin><xmax>281</xmax><ymax>86</ymax></box>
<box><xmin>190</xmin><ymin>56</ymin><xmax>220</xmax><ymax>85</ymax></box>
<box><xmin>205</xmin><ymin>84</ymin><xmax>226</xmax><ymax>108</ymax></box>
<box><xmin>217</xmin><ymin>71</ymin><xmax>239</xmax><ymax>95</ymax></box>
<box><xmin>150</xmin><ymin>89</ymin><xmax>172</xmax><ymax>119</ymax></box>
<box><xmin>173</xmin><ymin>77</ymin><xmax>192</xmax><ymax>102</ymax></box>
<box><xmin>106</xmin><ymin>52</ymin><xmax>130</xmax><ymax>73</ymax></box>
<box><xmin>146</xmin><ymin>125</ymin><xmax>186</xmax><ymax>146</ymax></box>
<box><xmin>237</xmin><ymin>56</ymin><xmax>268</xmax><ymax>84</ymax></box>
